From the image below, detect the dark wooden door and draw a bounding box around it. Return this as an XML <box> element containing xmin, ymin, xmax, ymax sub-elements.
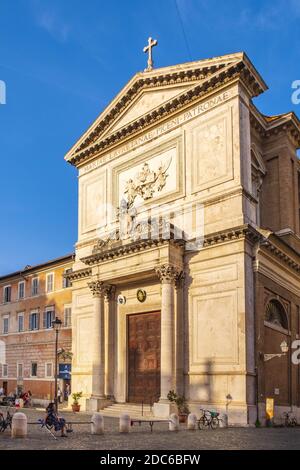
<box><xmin>128</xmin><ymin>311</ymin><xmax>161</xmax><ymax>403</ymax></box>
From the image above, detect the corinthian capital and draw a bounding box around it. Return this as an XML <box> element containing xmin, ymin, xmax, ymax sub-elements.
<box><xmin>88</xmin><ymin>280</ymin><xmax>113</xmax><ymax>298</ymax></box>
<box><xmin>155</xmin><ymin>264</ymin><xmax>182</xmax><ymax>284</ymax></box>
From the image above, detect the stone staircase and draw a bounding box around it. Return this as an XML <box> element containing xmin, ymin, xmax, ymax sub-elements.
<box><xmin>100</xmin><ymin>402</ymin><xmax>154</xmax><ymax>419</ymax></box>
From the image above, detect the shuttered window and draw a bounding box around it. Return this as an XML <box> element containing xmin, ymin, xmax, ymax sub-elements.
<box><xmin>29</xmin><ymin>312</ymin><xmax>39</xmax><ymax>330</ymax></box>
<box><xmin>43</xmin><ymin>309</ymin><xmax>55</xmax><ymax>329</ymax></box>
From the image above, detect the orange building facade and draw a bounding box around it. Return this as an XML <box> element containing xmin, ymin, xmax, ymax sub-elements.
<box><xmin>0</xmin><ymin>254</ymin><xmax>74</xmax><ymax>406</ymax></box>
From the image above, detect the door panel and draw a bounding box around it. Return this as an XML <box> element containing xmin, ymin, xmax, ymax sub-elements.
<box><xmin>128</xmin><ymin>311</ymin><xmax>161</xmax><ymax>403</ymax></box>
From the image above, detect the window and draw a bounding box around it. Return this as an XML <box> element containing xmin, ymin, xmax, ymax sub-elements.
<box><xmin>45</xmin><ymin>363</ymin><xmax>53</xmax><ymax>378</ymax></box>
<box><xmin>31</xmin><ymin>362</ymin><xmax>37</xmax><ymax>377</ymax></box>
<box><xmin>18</xmin><ymin>281</ymin><xmax>25</xmax><ymax>299</ymax></box>
<box><xmin>64</xmin><ymin>306</ymin><xmax>72</xmax><ymax>327</ymax></box>
<box><xmin>31</xmin><ymin>277</ymin><xmax>38</xmax><ymax>296</ymax></box>
<box><xmin>17</xmin><ymin>363</ymin><xmax>23</xmax><ymax>379</ymax></box>
<box><xmin>3</xmin><ymin>364</ymin><xmax>8</xmax><ymax>377</ymax></box>
<box><xmin>43</xmin><ymin>308</ymin><xmax>54</xmax><ymax>329</ymax></box>
<box><xmin>3</xmin><ymin>286</ymin><xmax>11</xmax><ymax>303</ymax></box>
<box><xmin>46</xmin><ymin>273</ymin><xmax>54</xmax><ymax>293</ymax></box>
<box><xmin>29</xmin><ymin>311</ymin><xmax>39</xmax><ymax>331</ymax></box>
<box><xmin>18</xmin><ymin>313</ymin><xmax>24</xmax><ymax>332</ymax></box>
<box><xmin>3</xmin><ymin>317</ymin><xmax>9</xmax><ymax>334</ymax></box>
<box><xmin>63</xmin><ymin>268</ymin><xmax>72</xmax><ymax>288</ymax></box>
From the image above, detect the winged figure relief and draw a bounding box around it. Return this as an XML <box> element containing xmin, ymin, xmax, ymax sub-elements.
<box><xmin>124</xmin><ymin>157</ymin><xmax>172</xmax><ymax>206</ymax></box>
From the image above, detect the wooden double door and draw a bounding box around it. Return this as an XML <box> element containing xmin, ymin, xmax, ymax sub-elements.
<box><xmin>128</xmin><ymin>311</ymin><xmax>161</xmax><ymax>404</ymax></box>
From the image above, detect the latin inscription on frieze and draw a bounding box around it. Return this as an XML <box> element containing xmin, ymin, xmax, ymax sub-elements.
<box><xmin>81</xmin><ymin>90</ymin><xmax>233</xmax><ymax>175</ymax></box>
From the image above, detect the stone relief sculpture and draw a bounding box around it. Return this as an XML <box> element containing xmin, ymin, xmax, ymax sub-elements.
<box><xmin>124</xmin><ymin>157</ymin><xmax>172</xmax><ymax>205</ymax></box>
<box><xmin>118</xmin><ymin>198</ymin><xmax>137</xmax><ymax>239</ymax></box>
<box><xmin>92</xmin><ymin>157</ymin><xmax>173</xmax><ymax>251</ymax></box>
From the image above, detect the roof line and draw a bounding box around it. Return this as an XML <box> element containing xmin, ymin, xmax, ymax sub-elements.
<box><xmin>0</xmin><ymin>253</ymin><xmax>74</xmax><ymax>282</ymax></box>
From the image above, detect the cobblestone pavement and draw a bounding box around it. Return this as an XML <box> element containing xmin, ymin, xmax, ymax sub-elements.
<box><xmin>1</xmin><ymin>408</ymin><xmax>300</xmax><ymax>450</ymax></box>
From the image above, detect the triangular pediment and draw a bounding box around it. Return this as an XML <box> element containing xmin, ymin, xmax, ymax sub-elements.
<box><xmin>65</xmin><ymin>52</ymin><xmax>268</xmax><ymax>166</ymax></box>
<box><xmin>103</xmin><ymin>85</ymin><xmax>189</xmax><ymax>137</ymax></box>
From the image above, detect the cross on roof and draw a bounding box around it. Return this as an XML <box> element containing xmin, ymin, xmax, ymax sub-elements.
<box><xmin>143</xmin><ymin>37</ymin><xmax>158</xmax><ymax>72</ymax></box>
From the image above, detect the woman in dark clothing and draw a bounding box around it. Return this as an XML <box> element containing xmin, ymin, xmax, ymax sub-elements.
<box><xmin>45</xmin><ymin>402</ymin><xmax>67</xmax><ymax>437</ymax></box>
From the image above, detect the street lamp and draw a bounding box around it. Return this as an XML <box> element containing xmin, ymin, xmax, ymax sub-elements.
<box><xmin>52</xmin><ymin>316</ymin><xmax>62</xmax><ymax>412</ymax></box>
<box><xmin>260</xmin><ymin>340</ymin><xmax>289</xmax><ymax>362</ymax></box>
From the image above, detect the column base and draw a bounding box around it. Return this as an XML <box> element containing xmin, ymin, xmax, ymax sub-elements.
<box><xmin>153</xmin><ymin>400</ymin><xmax>176</xmax><ymax>418</ymax></box>
<box><xmin>87</xmin><ymin>396</ymin><xmax>112</xmax><ymax>412</ymax></box>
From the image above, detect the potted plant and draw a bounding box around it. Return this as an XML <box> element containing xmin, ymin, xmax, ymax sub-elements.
<box><xmin>71</xmin><ymin>392</ymin><xmax>82</xmax><ymax>412</ymax></box>
<box><xmin>167</xmin><ymin>390</ymin><xmax>189</xmax><ymax>423</ymax></box>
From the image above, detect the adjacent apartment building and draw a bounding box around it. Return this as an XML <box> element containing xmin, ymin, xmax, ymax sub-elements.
<box><xmin>0</xmin><ymin>254</ymin><xmax>74</xmax><ymax>405</ymax></box>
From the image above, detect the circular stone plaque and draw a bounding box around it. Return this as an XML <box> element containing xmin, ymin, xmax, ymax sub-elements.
<box><xmin>137</xmin><ymin>289</ymin><xmax>147</xmax><ymax>303</ymax></box>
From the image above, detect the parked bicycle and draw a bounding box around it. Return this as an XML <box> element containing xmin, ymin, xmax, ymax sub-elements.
<box><xmin>282</xmin><ymin>411</ymin><xmax>297</xmax><ymax>427</ymax></box>
<box><xmin>198</xmin><ymin>408</ymin><xmax>221</xmax><ymax>430</ymax></box>
<box><xmin>0</xmin><ymin>407</ymin><xmax>13</xmax><ymax>432</ymax></box>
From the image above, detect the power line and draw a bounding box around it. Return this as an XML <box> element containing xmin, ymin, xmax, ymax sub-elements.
<box><xmin>174</xmin><ymin>0</ymin><xmax>192</xmax><ymax>61</ymax></box>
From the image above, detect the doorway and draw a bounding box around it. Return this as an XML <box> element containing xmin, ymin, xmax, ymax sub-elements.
<box><xmin>127</xmin><ymin>311</ymin><xmax>161</xmax><ymax>404</ymax></box>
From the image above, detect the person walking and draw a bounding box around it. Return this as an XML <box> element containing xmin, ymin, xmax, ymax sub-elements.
<box><xmin>57</xmin><ymin>387</ymin><xmax>62</xmax><ymax>404</ymax></box>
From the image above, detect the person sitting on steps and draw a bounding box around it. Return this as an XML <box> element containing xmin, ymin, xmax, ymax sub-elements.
<box><xmin>45</xmin><ymin>402</ymin><xmax>67</xmax><ymax>437</ymax></box>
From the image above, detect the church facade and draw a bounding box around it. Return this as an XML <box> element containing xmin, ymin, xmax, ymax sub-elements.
<box><xmin>65</xmin><ymin>52</ymin><xmax>300</xmax><ymax>425</ymax></box>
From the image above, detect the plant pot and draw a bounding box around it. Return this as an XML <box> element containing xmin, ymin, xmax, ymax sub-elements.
<box><xmin>72</xmin><ymin>403</ymin><xmax>80</xmax><ymax>412</ymax></box>
<box><xmin>178</xmin><ymin>413</ymin><xmax>187</xmax><ymax>423</ymax></box>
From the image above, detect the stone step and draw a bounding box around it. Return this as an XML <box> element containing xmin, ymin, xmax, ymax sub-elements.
<box><xmin>105</xmin><ymin>405</ymin><xmax>152</xmax><ymax>411</ymax></box>
<box><xmin>101</xmin><ymin>403</ymin><xmax>154</xmax><ymax>418</ymax></box>
<box><xmin>101</xmin><ymin>412</ymin><xmax>153</xmax><ymax>418</ymax></box>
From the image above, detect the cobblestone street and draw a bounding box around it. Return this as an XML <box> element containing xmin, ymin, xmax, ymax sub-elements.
<box><xmin>1</xmin><ymin>409</ymin><xmax>300</xmax><ymax>450</ymax></box>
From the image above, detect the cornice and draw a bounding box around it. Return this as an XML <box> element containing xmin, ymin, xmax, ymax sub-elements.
<box><xmin>65</xmin><ymin>267</ymin><xmax>92</xmax><ymax>281</ymax></box>
<box><xmin>80</xmin><ymin>224</ymin><xmax>262</xmax><ymax>266</ymax></box>
<box><xmin>261</xmin><ymin>240</ymin><xmax>300</xmax><ymax>273</ymax></box>
<box><xmin>81</xmin><ymin>238</ymin><xmax>184</xmax><ymax>266</ymax></box>
<box><xmin>76</xmin><ymin>223</ymin><xmax>300</xmax><ymax>275</ymax></box>
<box><xmin>67</xmin><ymin>59</ymin><xmax>265</xmax><ymax>168</ymax></box>
<box><xmin>202</xmin><ymin>224</ymin><xmax>262</xmax><ymax>248</ymax></box>
<box><xmin>250</xmin><ymin>104</ymin><xmax>300</xmax><ymax>148</ymax></box>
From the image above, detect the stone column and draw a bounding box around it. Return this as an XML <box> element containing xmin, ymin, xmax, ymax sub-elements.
<box><xmin>88</xmin><ymin>279</ymin><xmax>112</xmax><ymax>411</ymax></box>
<box><xmin>154</xmin><ymin>264</ymin><xmax>182</xmax><ymax>417</ymax></box>
<box><xmin>104</xmin><ymin>285</ymin><xmax>116</xmax><ymax>400</ymax></box>
<box><xmin>175</xmin><ymin>272</ymin><xmax>185</xmax><ymax>396</ymax></box>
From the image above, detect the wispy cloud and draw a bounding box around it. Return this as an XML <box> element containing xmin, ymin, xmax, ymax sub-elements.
<box><xmin>36</xmin><ymin>10</ymin><xmax>70</xmax><ymax>42</ymax></box>
<box><xmin>30</xmin><ymin>0</ymin><xmax>71</xmax><ymax>43</ymax></box>
<box><xmin>176</xmin><ymin>0</ymin><xmax>300</xmax><ymax>32</ymax></box>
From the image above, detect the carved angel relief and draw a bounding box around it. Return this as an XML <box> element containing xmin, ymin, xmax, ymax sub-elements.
<box><xmin>124</xmin><ymin>158</ymin><xmax>172</xmax><ymax>206</ymax></box>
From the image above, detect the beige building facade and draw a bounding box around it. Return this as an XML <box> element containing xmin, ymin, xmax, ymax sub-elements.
<box><xmin>65</xmin><ymin>52</ymin><xmax>300</xmax><ymax>425</ymax></box>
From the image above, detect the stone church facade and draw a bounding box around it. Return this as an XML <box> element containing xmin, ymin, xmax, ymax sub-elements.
<box><xmin>65</xmin><ymin>52</ymin><xmax>300</xmax><ymax>425</ymax></box>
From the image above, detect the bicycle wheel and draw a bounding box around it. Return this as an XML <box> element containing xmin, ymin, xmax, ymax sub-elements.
<box><xmin>211</xmin><ymin>417</ymin><xmax>219</xmax><ymax>429</ymax></box>
<box><xmin>198</xmin><ymin>416</ymin><xmax>209</xmax><ymax>430</ymax></box>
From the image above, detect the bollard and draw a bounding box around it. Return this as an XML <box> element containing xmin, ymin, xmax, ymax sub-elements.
<box><xmin>187</xmin><ymin>413</ymin><xmax>197</xmax><ymax>430</ymax></box>
<box><xmin>91</xmin><ymin>413</ymin><xmax>104</xmax><ymax>435</ymax></box>
<box><xmin>219</xmin><ymin>413</ymin><xmax>228</xmax><ymax>428</ymax></box>
<box><xmin>11</xmin><ymin>412</ymin><xmax>27</xmax><ymax>438</ymax></box>
<box><xmin>119</xmin><ymin>413</ymin><xmax>131</xmax><ymax>433</ymax></box>
<box><xmin>169</xmin><ymin>413</ymin><xmax>179</xmax><ymax>431</ymax></box>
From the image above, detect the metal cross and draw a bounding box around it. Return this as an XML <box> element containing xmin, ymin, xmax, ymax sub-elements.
<box><xmin>143</xmin><ymin>37</ymin><xmax>158</xmax><ymax>71</ymax></box>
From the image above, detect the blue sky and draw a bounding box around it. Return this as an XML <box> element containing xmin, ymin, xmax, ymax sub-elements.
<box><xmin>0</xmin><ymin>0</ymin><xmax>300</xmax><ymax>275</ymax></box>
